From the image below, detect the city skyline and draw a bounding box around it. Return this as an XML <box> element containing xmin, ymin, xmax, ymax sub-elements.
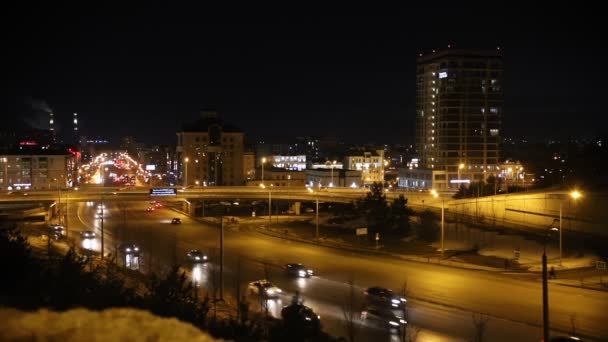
<box><xmin>4</xmin><ymin>5</ymin><xmax>607</xmax><ymax>145</ymax></box>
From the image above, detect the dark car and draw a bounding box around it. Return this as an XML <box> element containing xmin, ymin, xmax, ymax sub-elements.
<box><xmin>186</xmin><ymin>249</ymin><xmax>207</xmax><ymax>263</ymax></box>
<box><xmin>119</xmin><ymin>243</ymin><xmax>140</xmax><ymax>256</ymax></box>
<box><xmin>281</xmin><ymin>302</ymin><xmax>321</xmax><ymax>331</ymax></box>
<box><xmin>285</xmin><ymin>263</ymin><xmax>314</xmax><ymax>278</ymax></box>
<box><xmin>360</xmin><ymin>306</ymin><xmax>406</xmax><ymax>332</ymax></box>
<box><xmin>171</xmin><ymin>218</ymin><xmax>182</xmax><ymax>224</ymax></box>
<box><xmin>364</xmin><ymin>287</ymin><xmax>407</xmax><ymax>308</ymax></box>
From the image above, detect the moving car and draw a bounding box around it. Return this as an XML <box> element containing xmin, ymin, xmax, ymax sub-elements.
<box><xmin>171</xmin><ymin>218</ymin><xmax>182</xmax><ymax>224</ymax></box>
<box><xmin>186</xmin><ymin>249</ymin><xmax>207</xmax><ymax>263</ymax></box>
<box><xmin>248</xmin><ymin>280</ymin><xmax>282</xmax><ymax>298</ymax></box>
<box><xmin>285</xmin><ymin>263</ymin><xmax>314</xmax><ymax>278</ymax></box>
<box><xmin>154</xmin><ymin>202</ymin><xmax>162</xmax><ymax>208</ymax></box>
<box><xmin>364</xmin><ymin>286</ymin><xmax>407</xmax><ymax>308</ymax></box>
<box><xmin>119</xmin><ymin>243</ymin><xmax>140</xmax><ymax>256</ymax></box>
<box><xmin>80</xmin><ymin>230</ymin><xmax>96</xmax><ymax>239</ymax></box>
<box><xmin>146</xmin><ymin>207</ymin><xmax>155</xmax><ymax>212</ymax></box>
<box><xmin>360</xmin><ymin>306</ymin><xmax>406</xmax><ymax>332</ymax></box>
<box><xmin>281</xmin><ymin>302</ymin><xmax>321</xmax><ymax>330</ymax></box>
<box><xmin>48</xmin><ymin>224</ymin><xmax>65</xmax><ymax>239</ymax></box>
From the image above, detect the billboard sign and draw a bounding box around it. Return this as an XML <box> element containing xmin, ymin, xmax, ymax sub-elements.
<box><xmin>149</xmin><ymin>188</ymin><xmax>177</xmax><ymax>196</ymax></box>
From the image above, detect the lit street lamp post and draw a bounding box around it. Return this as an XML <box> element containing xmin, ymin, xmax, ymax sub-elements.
<box><xmin>260</xmin><ymin>184</ymin><xmax>272</xmax><ymax>227</ymax></box>
<box><xmin>432</xmin><ymin>190</ymin><xmax>445</xmax><ymax>256</ymax></box>
<box><xmin>218</xmin><ymin>201</ymin><xmax>238</xmax><ymax>301</ymax></box>
<box><xmin>542</xmin><ymin>225</ymin><xmax>559</xmax><ymax>342</ymax></box>
<box><xmin>330</xmin><ymin>160</ymin><xmax>337</xmax><ymax>187</ymax></box>
<box><xmin>558</xmin><ymin>190</ymin><xmax>582</xmax><ymax>265</ymax></box>
<box><xmin>458</xmin><ymin>163</ymin><xmax>465</xmax><ymax>181</ymax></box>
<box><xmin>308</xmin><ymin>187</ymin><xmax>319</xmax><ymax>238</ymax></box>
<box><xmin>261</xmin><ymin>157</ymin><xmax>266</xmax><ymax>186</ymax></box>
<box><xmin>183</xmin><ymin>157</ymin><xmax>189</xmax><ymax>186</ymax></box>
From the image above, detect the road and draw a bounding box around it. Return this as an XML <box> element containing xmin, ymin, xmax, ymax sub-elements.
<box><xmin>65</xmin><ymin>200</ymin><xmax>607</xmax><ymax>341</ymax></box>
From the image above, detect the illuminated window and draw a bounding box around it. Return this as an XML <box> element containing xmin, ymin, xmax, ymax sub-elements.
<box><xmin>490</xmin><ymin>108</ymin><xmax>498</xmax><ymax>114</ymax></box>
<box><xmin>490</xmin><ymin>129</ymin><xmax>499</xmax><ymax>136</ymax></box>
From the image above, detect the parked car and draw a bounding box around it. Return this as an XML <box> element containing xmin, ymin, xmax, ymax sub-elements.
<box><xmin>186</xmin><ymin>249</ymin><xmax>207</xmax><ymax>263</ymax></box>
<box><xmin>364</xmin><ymin>286</ymin><xmax>407</xmax><ymax>308</ymax></box>
<box><xmin>285</xmin><ymin>263</ymin><xmax>314</xmax><ymax>278</ymax></box>
<box><xmin>171</xmin><ymin>218</ymin><xmax>182</xmax><ymax>224</ymax></box>
<box><xmin>248</xmin><ymin>280</ymin><xmax>282</xmax><ymax>298</ymax></box>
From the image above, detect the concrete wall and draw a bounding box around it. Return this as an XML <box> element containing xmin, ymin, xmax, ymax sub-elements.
<box><xmin>444</xmin><ymin>191</ymin><xmax>608</xmax><ymax>237</ymax></box>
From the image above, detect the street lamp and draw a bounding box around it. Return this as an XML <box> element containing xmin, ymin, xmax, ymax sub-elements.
<box><xmin>183</xmin><ymin>157</ymin><xmax>189</xmax><ymax>186</ymax></box>
<box><xmin>307</xmin><ymin>187</ymin><xmax>319</xmax><ymax>238</ymax></box>
<box><xmin>261</xmin><ymin>157</ymin><xmax>266</xmax><ymax>186</ymax></box>
<box><xmin>218</xmin><ymin>201</ymin><xmax>238</xmax><ymax>301</ymax></box>
<box><xmin>458</xmin><ymin>163</ymin><xmax>465</xmax><ymax>181</ymax></box>
<box><xmin>330</xmin><ymin>160</ymin><xmax>337</xmax><ymax>187</ymax></box>
<box><xmin>557</xmin><ymin>190</ymin><xmax>583</xmax><ymax>265</ymax></box>
<box><xmin>431</xmin><ymin>189</ymin><xmax>445</xmax><ymax>256</ymax></box>
<box><xmin>260</xmin><ymin>183</ymin><xmax>272</xmax><ymax>227</ymax></box>
<box><xmin>542</xmin><ymin>224</ymin><xmax>559</xmax><ymax>342</ymax></box>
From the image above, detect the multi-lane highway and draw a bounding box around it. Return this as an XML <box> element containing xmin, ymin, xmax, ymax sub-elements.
<box><xmin>64</xmin><ymin>199</ymin><xmax>606</xmax><ymax>341</ymax></box>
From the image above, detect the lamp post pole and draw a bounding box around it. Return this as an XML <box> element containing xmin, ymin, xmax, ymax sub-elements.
<box><xmin>184</xmin><ymin>157</ymin><xmax>189</xmax><ymax>186</ymax></box>
<box><xmin>220</xmin><ymin>211</ymin><xmax>225</xmax><ymax>300</ymax></box>
<box><xmin>100</xmin><ymin>195</ymin><xmax>105</xmax><ymax>260</ymax></box>
<box><xmin>268</xmin><ymin>186</ymin><xmax>272</xmax><ymax>227</ymax></box>
<box><xmin>441</xmin><ymin>198</ymin><xmax>445</xmax><ymax>256</ymax></box>
<box><xmin>261</xmin><ymin>157</ymin><xmax>266</xmax><ymax>186</ymax></box>
<box><xmin>559</xmin><ymin>201</ymin><xmax>563</xmax><ymax>266</ymax></box>
<box><xmin>316</xmin><ymin>196</ymin><xmax>319</xmax><ymax>238</ymax></box>
<box><xmin>542</xmin><ymin>240</ymin><xmax>549</xmax><ymax>342</ymax></box>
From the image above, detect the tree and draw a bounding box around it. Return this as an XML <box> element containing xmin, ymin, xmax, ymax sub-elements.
<box><xmin>390</xmin><ymin>195</ymin><xmax>413</xmax><ymax>236</ymax></box>
<box><xmin>342</xmin><ymin>276</ymin><xmax>358</xmax><ymax>342</ymax></box>
<box><xmin>415</xmin><ymin>210</ymin><xmax>440</xmax><ymax>243</ymax></box>
<box><xmin>359</xmin><ymin>182</ymin><xmax>390</xmax><ymax>237</ymax></box>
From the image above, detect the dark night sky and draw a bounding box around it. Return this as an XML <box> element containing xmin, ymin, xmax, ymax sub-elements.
<box><xmin>3</xmin><ymin>4</ymin><xmax>607</xmax><ymax>145</ymax></box>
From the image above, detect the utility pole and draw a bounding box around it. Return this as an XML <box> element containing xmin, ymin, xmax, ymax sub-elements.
<box><xmin>100</xmin><ymin>195</ymin><xmax>105</xmax><ymax>260</ymax></box>
<box><xmin>220</xmin><ymin>213</ymin><xmax>225</xmax><ymax>300</ymax></box>
<box><xmin>315</xmin><ymin>197</ymin><xmax>319</xmax><ymax>239</ymax></box>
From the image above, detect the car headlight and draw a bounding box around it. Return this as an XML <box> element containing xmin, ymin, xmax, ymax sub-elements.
<box><xmin>277</xmin><ymin>288</ymin><xmax>282</xmax><ymax>293</ymax></box>
<box><xmin>400</xmin><ymin>319</ymin><xmax>407</xmax><ymax>324</ymax></box>
<box><xmin>307</xmin><ymin>269</ymin><xmax>313</xmax><ymax>275</ymax></box>
<box><xmin>298</xmin><ymin>270</ymin><xmax>306</xmax><ymax>276</ymax></box>
<box><xmin>266</xmin><ymin>289</ymin><xmax>275</xmax><ymax>294</ymax></box>
<box><xmin>134</xmin><ymin>247</ymin><xmax>139</xmax><ymax>251</ymax></box>
<box><xmin>125</xmin><ymin>248</ymin><xmax>131</xmax><ymax>252</ymax></box>
<box><xmin>195</xmin><ymin>256</ymin><xmax>200</xmax><ymax>260</ymax></box>
<box><xmin>203</xmin><ymin>256</ymin><xmax>207</xmax><ymax>260</ymax></box>
<box><xmin>389</xmin><ymin>321</ymin><xmax>399</xmax><ymax>326</ymax></box>
<box><xmin>400</xmin><ymin>298</ymin><xmax>406</xmax><ymax>302</ymax></box>
<box><xmin>391</xmin><ymin>298</ymin><xmax>400</xmax><ymax>304</ymax></box>
<box><xmin>305</xmin><ymin>317</ymin><xmax>311</xmax><ymax>321</ymax></box>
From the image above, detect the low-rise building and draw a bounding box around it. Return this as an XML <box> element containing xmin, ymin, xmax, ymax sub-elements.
<box><xmin>398</xmin><ymin>168</ymin><xmax>448</xmax><ymax>191</ymax></box>
<box><xmin>344</xmin><ymin>150</ymin><xmax>385</xmax><ymax>185</ymax></box>
<box><xmin>305</xmin><ymin>169</ymin><xmax>362</xmax><ymax>188</ymax></box>
<box><xmin>243</xmin><ymin>151</ymin><xmax>256</xmax><ymax>181</ymax></box>
<box><xmin>246</xmin><ymin>168</ymin><xmax>305</xmax><ymax>187</ymax></box>
<box><xmin>0</xmin><ymin>150</ymin><xmax>76</xmax><ymax>190</ymax></box>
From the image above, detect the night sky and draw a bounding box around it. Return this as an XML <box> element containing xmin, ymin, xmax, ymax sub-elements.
<box><xmin>3</xmin><ymin>4</ymin><xmax>606</xmax><ymax>145</ymax></box>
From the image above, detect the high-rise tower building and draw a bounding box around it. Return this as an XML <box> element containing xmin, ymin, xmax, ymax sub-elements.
<box><xmin>415</xmin><ymin>48</ymin><xmax>502</xmax><ymax>188</ymax></box>
<box><xmin>176</xmin><ymin>111</ymin><xmax>245</xmax><ymax>186</ymax></box>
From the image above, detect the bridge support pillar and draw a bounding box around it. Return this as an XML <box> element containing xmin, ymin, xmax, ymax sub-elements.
<box><xmin>293</xmin><ymin>201</ymin><xmax>301</xmax><ymax>215</ymax></box>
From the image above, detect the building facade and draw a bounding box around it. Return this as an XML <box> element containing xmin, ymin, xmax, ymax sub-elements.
<box><xmin>176</xmin><ymin>111</ymin><xmax>245</xmax><ymax>186</ymax></box>
<box><xmin>415</xmin><ymin>49</ymin><xmax>503</xmax><ymax>189</ymax></box>
<box><xmin>305</xmin><ymin>169</ymin><xmax>362</xmax><ymax>188</ymax></box>
<box><xmin>344</xmin><ymin>150</ymin><xmax>385</xmax><ymax>185</ymax></box>
<box><xmin>243</xmin><ymin>151</ymin><xmax>256</xmax><ymax>181</ymax></box>
<box><xmin>247</xmin><ymin>169</ymin><xmax>305</xmax><ymax>187</ymax></box>
<box><xmin>0</xmin><ymin>151</ymin><xmax>75</xmax><ymax>190</ymax></box>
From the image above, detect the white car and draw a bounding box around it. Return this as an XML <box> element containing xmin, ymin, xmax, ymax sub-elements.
<box><xmin>248</xmin><ymin>280</ymin><xmax>282</xmax><ymax>298</ymax></box>
<box><xmin>304</xmin><ymin>208</ymin><xmax>315</xmax><ymax>213</ymax></box>
<box><xmin>81</xmin><ymin>230</ymin><xmax>96</xmax><ymax>239</ymax></box>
